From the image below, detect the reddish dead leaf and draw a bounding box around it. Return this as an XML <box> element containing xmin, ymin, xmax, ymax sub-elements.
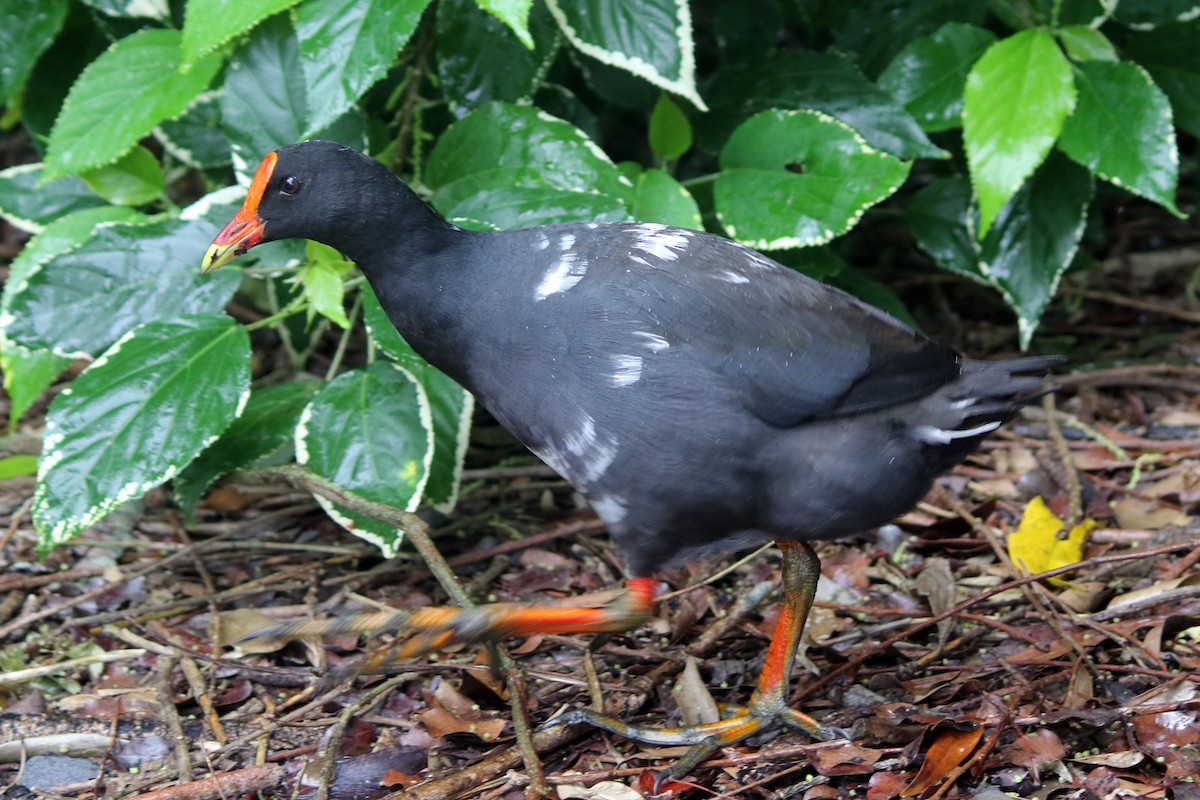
<box><xmin>636</xmin><ymin>770</ymin><xmax>687</xmax><ymax>796</ymax></box>
<box><xmin>417</xmin><ymin>681</ymin><xmax>507</xmax><ymax>742</ymax></box>
<box><xmin>801</xmin><ymin>740</ymin><xmax>884</xmax><ymax>776</ymax></box>
<box><xmin>1000</xmin><ymin>728</ymin><xmax>1066</xmax><ymax>777</ymax></box>
<box><xmin>867</xmin><ymin>771</ymin><xmax>911</xmax><ymax>800</ymax></box>
<box><xmin>901</xmin><ymin>725</ymin><xmax>984</xmax><ymax>796</ymax></box>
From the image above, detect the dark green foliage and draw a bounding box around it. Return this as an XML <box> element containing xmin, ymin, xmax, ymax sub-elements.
<box><xmin>0</xmin><ymin>0</ymin><xmax>1191</xmax><ymax>551</ymax></box>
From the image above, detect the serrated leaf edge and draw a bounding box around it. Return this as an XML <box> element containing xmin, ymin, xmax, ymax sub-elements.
<box><xmin>542</xmin><ymin>0</ymin><xmax>707</xmax><ymax>110</ymax></box>
<box><xmin>33</xmin><ymin>317</ymin><xmax>251</xmax><ymax>548</ymax></box>
<box><xmin>715</xmin><ymin>108</ymin><xmax>911</xmax><ymax>250</ymax></box>
<box><xmin>294</xmin><ymin>362</ymin><xmax>436</xmax><ymax>554</ymax></box>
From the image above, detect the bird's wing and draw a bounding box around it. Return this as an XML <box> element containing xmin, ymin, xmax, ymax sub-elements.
<box><xmin>593</xmin><ymin>232</ymin><xmax>962</xmax><ymax>428</ymax></box>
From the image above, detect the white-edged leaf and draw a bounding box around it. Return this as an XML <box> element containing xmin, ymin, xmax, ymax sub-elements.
<box><xmin>425</xmin><ymin>102</ymin><xmax>633</xmax><ymax>229</ymax></box>
<box><xmin>297</xmin><ymin>362</ymin><xmax>434</xmax><ymax>556</ymax></box>
<box><xmin>1</xmin><ymin>216</ymin><xmax>242</xmax><ymax>357</ymax></box>
<box><xmin>715</xmin><ymin>109</ymin><xmax>910</xmax><ymax>249</ymax></box>
<box><xmin>33</xmin><ymin>314</ymin><xmax>251</xmax><ymax>551</ymax></box>
<box><xmin>45</xmin><ymin>29</ymin><xmax>223</xmax><ymax>178</ymax></box>
<box><xmin>294</xmin><ymin>0</ymin><xmax>431</xmax><ymax>134</ymax></box>
<box><xmin>963</xmin><ymin>28</ymin><xmax>1076</xmax><ymax>238</ymax></box>
<box><xmin>1057</xmin><ymin>60</ymin><xmax>1182</xmax><ymax>215</ymax></box>
<box><xmin>174</xmin><ymin>378</ymin><xmax>319</xmax><ymax>515</ymax></box>
<box><xmin>544</xmin><ymin>0</ymin><xmax>706</xmax><ymax>110</ymax></box>
<box><xmin>0</xmin><ymin>163</ymin><xmax>106</xmax><ymax>234</ymax></box>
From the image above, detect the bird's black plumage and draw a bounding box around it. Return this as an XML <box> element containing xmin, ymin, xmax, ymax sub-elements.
<box><xmin>222</xmin><ymin>140</ymin><xmax>1058</xmax><ymax>576</ymax></box>
<box><xmin>206</xmin><ymin>140</ymin><xmax>1064</xmax><ymax>782</ymax></box>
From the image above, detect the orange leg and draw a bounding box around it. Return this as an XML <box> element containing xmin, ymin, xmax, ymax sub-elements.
<box><xmin>548</xmin><ymin>541</ymin><xmax>839</xmax><ymax>787</ymax></box>
<box><xmin>246</xmin><ymin>576</ymin><xmax>658</xmax><ymax>661</ymax></box>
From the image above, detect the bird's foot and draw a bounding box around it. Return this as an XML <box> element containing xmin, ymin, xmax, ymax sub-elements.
<box><xmin>547</xmin><ymin>698</ymin><xmax>844</xmax><ymax>791</ymax></box>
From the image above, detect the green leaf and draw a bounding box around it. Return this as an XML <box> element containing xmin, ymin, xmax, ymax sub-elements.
<box><xmin>982</xmin><ymin>154</ymin><xmax>1093</xmax><ymax>347</ymax></box>
<box><xmin>1124</xmin><ymin>21</ymin><xmax>1200</xmax><ymax>137</ymax></box>
<box><xmin>544</xmin><ymin>0</ymin><xmax>706</xmax><ymax>110</ymax></box>
<box><xmin>1055</xmin><ymin>25</ymin><xmax>1118</xmax><ymax>62</ymax></box>
<box><xmin>407</xmin><ymin>363</ymin><xmax>473</xmax><ymax>513</ymax></box>
<box><xmin>174</xmin><ymin>378</ymin><xmax>319</xmax><ymax>516</ymax></box>
<box><xmin>3</xmin><ymin>205</ymin><xmax>147</xmax><ymax>313</ymax></box>
<box><xmin>963</xmin><ymin>28</ymin><xmax>1076</xmax><ymax>238</ymax></box>
<box><xmin>907</xmin><ymin>160</ymin><xmax>1093</xmax><ymax>348</ymax></box>
<box><xmin>80</xmin><ymin>145</ymin><xmax>165</xmax><ymax>206</ymax></box>
<box><xmin>220</xmin><ymin>14</ymin><xmax>368</xmax><ymax>183</ymax></box>
<box><xmin>157</xmin><ymin>91</ymin><xmax>233</xmax><ymax>169</ymax></box>
<box><xmin>475</xmin><ymin>0</ymin><xmax>535</xmax><ymax>47</ymax></box>
<box><xmin>437</xmin><ymin>0</ymin><xmax>558</xmax><ymax>112</ymax></box>
<box><xmin>33</xmin><ymin>314</ymin><xmax>251</xmax><ymax>551</ymax></box>
<box><xmin>1058</xmin><ymin>61</ymin><xmax>1181</xmax><ymax>215</ymax></box>
<box><xmin>701</xmin><ymin>50</ymin><xmax>945</xmax><ymax>160</ymax></box>
<box><xmin>1</xmin><ymin>204</ymin><xmax>146</xmax><ymax>427</ymax></box>
<box><xmin>0</xmin><ymin>163</ymin><xmax>106</xmax><ymax>234</ymax></box>
<box><xmin>44</xmin><ymin>29</ymin><xmax>224</xmax><ymax>179</ymax></box>
<box><xmin>298</xmin><ymin>362</ymin><xmax>434</xmax><ymax>556</ymax></box>
<box><xmin>296</xmin><ymin>242</ymin><xmax>352</xmax><ymax>329</ymax></box>
<box><xmin>0</xmin><ymin>455</ymin><xmax>39</xmax><ymax>481</ymax></box>
<box><xmin>181</xmin><ymin>0</ymin><xmax>302</xmax><ymax>67</ymax></box>
<box><xmin>715</xmin><ymin>109</ymin><xmax>911</xmax><ymax>249</ymax></box>
<box><xmin>877</xmin><ymin>22</ymin><xmax>997</xmax><ymax>133</ymax></box>
<box><xmin>1113</xmin><ymin>0</ymin><xmax>1200</xmax><ymax>29</ymax></box>
<box><xmin>907</xmin><ymin>176</ymin><xmax>985</xmax><ymax>282</ymax></box>
<box><xmin>618</xmin><ymin>164</ymin><xmax>701</xmax><ymax>229</ymax></box>
<box><xmin>648</xmin><ymin>94</ymin><xmax>692</xmax><ymax>160</ymax></box>
<box><xmin>79</xmin><ymin>0</ymin><xmax>169</xmax><ymax>18</ymax></box>
<box><xmin>294</xmin><ymin>0</ymin><xmax>431</xmax><ymax>134</ymax></box>
<box><xmin>0</xmin><ymin>343</ymin><xmax>70</xmax><ymax>429</ymax></box>
<box><xmin>0</xmin><ymin>0</ymin><xmax>68</xmax><ymax>104</ymax></box>
<box><xmin>2</xmin><ymin>216</ymin><xmax>242</xmax><ymax>357</ymax></box>
<box><xmin>219</xmin><ymin>14</ymin><xmax>307</xmax><ymax>177</ymax></box>
<box><xmin>362</xmin><ymin>284</ymin><xmax>425</xmax><ymax>366</ymax></box>
<box><xmin>426</xmin><ymin>102</ymin><xmax>632</xmax><ymax>228</ymax></box>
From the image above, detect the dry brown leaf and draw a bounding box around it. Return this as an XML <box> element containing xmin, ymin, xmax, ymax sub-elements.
<box><xmin>914</xmin><ymin>557</ymin><xmax>956</xmax><ymax>645</ymax></box>
<box><xmin>1107</xmin><ymin>573</ymin><xmax>1200</xmax><ymax>611</ymax></box>
<box><xmin>417</xmin><ymin>681</ymin><xmax>507</xmax><ymax>742</ymax></box>
<box><xmin>801</xmin><ymin>740</ymin><xmax>885</xmax><ymax>776</ymax></box>
<box><xmin>1070</xmin><ymin>750</ymin><xmax>1145</xmax><ymax>768</ymax></box>
<box><xmin>672</xmin><ymin>655</ymin><xmax>719</xmax><ymax>726</ymax></box>
<box><xmin>1112</xmin><ymin>497</ymin><xmax>1192</xmax><ymax>530</ymax></box>
<box><xmin>556</xmin><ymin>780</ymin><xmax>642</xmax><ymax>799</ymax></box>
<box><xmin>901</xmin><ymin>725</ymin><xmax>984</xmax><ymax>796</ymax></box>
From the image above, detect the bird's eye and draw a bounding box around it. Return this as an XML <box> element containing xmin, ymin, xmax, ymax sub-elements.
<box><xmin>280</xmin><ymin>176</ymin><xmax>301</xmax><ymax>195</ymax></box>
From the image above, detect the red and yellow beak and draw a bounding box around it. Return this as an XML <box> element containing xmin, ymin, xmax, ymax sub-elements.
<box><xmin>202</xmin><ymin>151</ymin><xmax>277</xmax><ymax>273</ymax></box>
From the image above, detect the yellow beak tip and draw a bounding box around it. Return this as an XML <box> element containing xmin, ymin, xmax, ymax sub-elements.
<box><xmin>202</xmin><ymin>243</ymin><xmax>237</xmax><ymax>274</ymax></box>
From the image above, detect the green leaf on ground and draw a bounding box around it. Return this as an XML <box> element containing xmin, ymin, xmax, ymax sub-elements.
<box><xmin>33</xmin><ymin>314</ymin><xmax>251</xmax><ymax>551</ymax></box>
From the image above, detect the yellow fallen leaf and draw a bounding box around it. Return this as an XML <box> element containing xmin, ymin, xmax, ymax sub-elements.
<box><xmin>1007</xmin><ymin>497</ymin><xmax>1095</xmax><ymax>586</ymax></box>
